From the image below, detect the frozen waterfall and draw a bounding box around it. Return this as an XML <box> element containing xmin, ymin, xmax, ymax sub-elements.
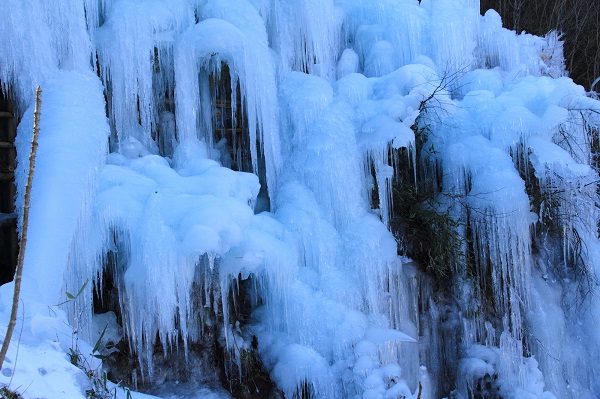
<box><xmin>1</xmin><ymin>0</ymin><xmax>600</xmax><ymax>398</ymax></box>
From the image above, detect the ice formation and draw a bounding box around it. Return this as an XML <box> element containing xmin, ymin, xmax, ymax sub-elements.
<box><xmin>1</xmin><ymin>0</ymin><xmax>600</xmax><ymax>398</ymax></box>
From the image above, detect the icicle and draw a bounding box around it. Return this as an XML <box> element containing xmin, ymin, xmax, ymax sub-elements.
<box><xmin>477</xmin><ymin>9</ymin><xmax>521</xmax><ymax>72</ymax></box>
<box><xmin>94</xmin><ymin>141</ymin><xmax>261</xmax><ymax>376</ymax></box>
<box><xmin>429</xmin><ymin>0</ymin><xmax>479</xmax><ymax>81</ymax></box>
<box><xmin>175</xmin><ymin>2</ymin><xmax>281</xmax><ymax>198</ymax></box>
<box><xmin>96</xmin><ymin>0</ymin><xmax>194</xmax><ymax>155</ymax></box>
<box><xmin>358</xmin><ymin>113</ymin><xmax>415</xmax><ymax>227</ymax></box>
<box><xmin>0</xmin><ymin>0</ymin><xmax>93</xmax><ymax>115</ymax></box>
<box><xmin>343</xmin><ymin>0</ymin><xmax>427</xmax><ymax>74</ymax></box>
<box><xmin>13</xmin><ymin>71</ymin><xmax>110</xmax><ymax>324</ymax></box>
<box><xmin>268</xmin><ymin>0</ymin><xmax>341</xmax><ymax>79</ymax></box>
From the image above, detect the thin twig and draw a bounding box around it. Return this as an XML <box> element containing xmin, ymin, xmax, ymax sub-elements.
<box><xmin>7</xmin><ymin>299</ymin><xmax>24</xmax><ymax>390</ymax></box>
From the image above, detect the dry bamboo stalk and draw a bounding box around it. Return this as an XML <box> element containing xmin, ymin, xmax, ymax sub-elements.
<box><xmin>0</xmin><ymin>86</ymin><xmax>42</xmax><ymax>369</ymax></box>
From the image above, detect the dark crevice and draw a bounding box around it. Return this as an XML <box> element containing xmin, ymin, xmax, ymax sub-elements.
<box><xmin>210</xmin><ymin>63</ymin><xmax>270</xmax><ymax>213</ymax></box>
<box><xmin>0</xmin><ymin>85</ymin><xmax>18</xmax><ymax>286</ymax></box>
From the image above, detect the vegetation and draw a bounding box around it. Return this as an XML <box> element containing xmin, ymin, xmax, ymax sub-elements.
<box><xmin>389</xmin><ymin>153</ymin><xmax>463</xmax><ymax>285</ymax></box>
<box><xmin>387</xmin><ymin>72</ymin><xmax>468</xmax><ymax>289</ymax></box>
<box><xmin>61</xmin><ymin>280</ymin><xmax>131</xmax><ymax>399</ymax></box>
<box><xmin>218</xmin><ymin>276</ymin><xmax>278</xmax><ymax>399</ymax></box>
<box><xmin>386</xmin><ymin>115</ymin><xmax>466</xmax><ymax>290</ymax></box>
<box><xmin>0</xmin><ymin>386</ymin><xmax>21</xmax><ymax>399</ymax></box>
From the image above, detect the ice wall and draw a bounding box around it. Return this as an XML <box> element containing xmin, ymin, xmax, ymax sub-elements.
<box><xmin>267</xmin><ymin>0</ymin><xmax>342</xmax><ymax>78</ymax></box>
<box><xmin>0</xmin><ymin>0</ymin><xmax>93</xmax><ymax>114</ymax></box>
<box><xmin>13</xmin><ymin>71</ymin><xmax>110</xmax><ymax>310</ymax></box>
<box><xmin>420</xmin><ymin>40</ymin><xmax>600</xmax><ymax>398</ymax></box>
<box><xmin>96</xmin><ymin>0</ymin><xmax>194</xmax><ymax>154</ymax></box>
<box><xmin>3</xmin><ymin>0</ymin><xmax>600</xmax><ymax>398</ymax></box>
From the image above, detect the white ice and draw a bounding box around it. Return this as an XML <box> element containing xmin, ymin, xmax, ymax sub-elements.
<box><xmin>1</xmin><ymin>0</ymin><xmax>600</xmax><ymax>398</ymax></box>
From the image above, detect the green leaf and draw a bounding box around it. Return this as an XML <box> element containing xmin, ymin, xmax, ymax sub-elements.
<box><xmin>93</xmin><ymin>324</ymin><xmax>108</xmax><ymax>354</ymax></box>
<box><xmin>75</xmin><ymin>279</ymin><xmax>89</xmax><ymax>299</ymax></box>
<box><xmin>65</xmin><ymin>292</ymin><xmax>75</xmax><ymax>300</ymax></box>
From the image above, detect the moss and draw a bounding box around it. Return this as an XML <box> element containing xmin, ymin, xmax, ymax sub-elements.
<box><xmin>0</xmin><ymin>386</ymin><xmax>22</xmax><ymax>399</ymax></box>
<box><xmin>389</xmin><ymin>137</ymin><xmax>465</xmax><ymax>290</ymax></box>
<box><xmin>220</xmin><ymin>346</ymin><xmax>277</xmax><ymax>399</ymax></box>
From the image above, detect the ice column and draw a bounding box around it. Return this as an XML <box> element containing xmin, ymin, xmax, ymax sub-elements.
<box><xmin>176</xmin><ymin>1</ymin><xmax>281</xmax><ymax>196</ymax></box>
<box><xmin>14</xmin><ymin>72</ymin><xmax>110</xmax><ymax>318</ymax></box>
<box><xmin>96</xmin><ymin>0</ymin><xmax>194</xmax><ymax>154</ymax></box>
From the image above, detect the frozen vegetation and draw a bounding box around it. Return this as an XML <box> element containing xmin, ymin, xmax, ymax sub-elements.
<box><xmin>0</xmin><ymin>0</ymin><xmax>599</xmax><ymax>398</ymax></box>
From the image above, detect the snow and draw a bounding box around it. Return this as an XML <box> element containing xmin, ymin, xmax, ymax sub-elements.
<box><xmin>14</xmin><ymin>71</ymin><xmax>110</xmax><ymax>312</ymax></box>
<box><xmin>1</xmin><ymin>0</ymin><xmax>600</xmax><ymax>398</ymax></box>
<box><xmin>337</xmin><ymin>49</ymin><xmax>360</xmax><ymax>79</ymax></box>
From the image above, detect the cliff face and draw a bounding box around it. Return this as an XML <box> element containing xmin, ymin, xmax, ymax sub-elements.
<box><xmin>0</xmin><ymin>1</ymin><xmax>599</xmax><ymax>399</ymax></box>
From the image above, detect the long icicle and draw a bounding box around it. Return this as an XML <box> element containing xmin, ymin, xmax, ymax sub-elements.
<box><xmin>0</xmin><ymin>86</ymin><xmax>42</xmax><ymax>369</ymax></box>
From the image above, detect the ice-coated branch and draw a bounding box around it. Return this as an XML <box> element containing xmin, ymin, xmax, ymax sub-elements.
<box><xmin>0</xmin><ymin>86</ymin><xmax>41</xmax><ymax>369</ymax></box>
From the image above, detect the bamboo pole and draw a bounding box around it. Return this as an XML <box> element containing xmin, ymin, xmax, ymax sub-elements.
<box><xmin>0</xmin><ymin>86</ymin><xmax>42</xmax><ymax>369</ymax></box>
